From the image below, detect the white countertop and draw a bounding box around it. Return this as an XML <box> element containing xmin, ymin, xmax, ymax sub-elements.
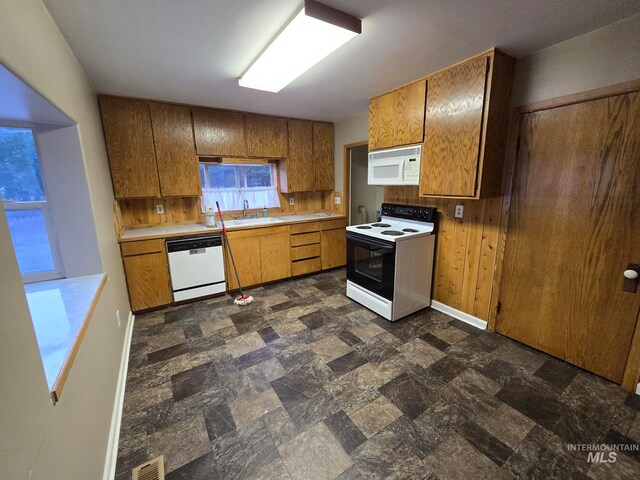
<box><xmin>120</xmin><ymin>213</ymin><xmax>345</xmax><ymax>241</ymax></box>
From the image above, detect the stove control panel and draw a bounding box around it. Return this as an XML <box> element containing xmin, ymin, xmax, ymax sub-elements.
<box><xmin>380</xmin><ymin>203</ymin><xmax>437</xmax><ymax>223</ymax></box>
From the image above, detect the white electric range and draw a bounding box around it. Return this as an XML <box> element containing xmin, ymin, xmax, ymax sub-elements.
<box><xmin>346</xmin><ymin>203</ymin><xmax>437</xmax><ymax>321</ymax></box>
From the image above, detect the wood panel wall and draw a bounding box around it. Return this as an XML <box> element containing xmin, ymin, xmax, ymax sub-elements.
<box><xmin>385</xmin><ymin>186</ymin><xmax>502</xmax><ymax>321</ymax></box>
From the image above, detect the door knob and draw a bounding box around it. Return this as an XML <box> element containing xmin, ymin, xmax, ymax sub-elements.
<box><xmin>623</xmin><ymin>264</ymin><xmax>639</xmax><ymax>293</ymax></box>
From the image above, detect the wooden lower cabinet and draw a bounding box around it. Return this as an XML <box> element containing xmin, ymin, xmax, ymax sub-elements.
<box><xmin>123</xmin><ymin>252</ymin><xmax>173</xmax><ymax>312</ymax></box>
<box><xmin>321</xmin><ymin>228</ymin><xmax>346</xmax><ymax>270</ymax></box>
<box><xmin>260</xmin><ymin>227</ymin><xmax>292</xmax><ymax>283</ymax></box>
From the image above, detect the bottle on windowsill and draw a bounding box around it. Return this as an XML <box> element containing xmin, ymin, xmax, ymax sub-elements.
<box><xmin>263</xmin><ymin>206</ymin><xmax>268</xmax><ymax>218</ymax></box>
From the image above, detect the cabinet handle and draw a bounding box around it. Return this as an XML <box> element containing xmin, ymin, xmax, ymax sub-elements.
<box><xmin>623</xmin><ymin>264</ymin><xmax>639</xmax><ymax>293</ymax></box>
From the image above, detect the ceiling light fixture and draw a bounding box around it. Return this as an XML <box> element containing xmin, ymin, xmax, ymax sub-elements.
<box><xmin>238</xmin><ymin>0</ymin><xmax>361</xmax><ymax>93</ymax></box>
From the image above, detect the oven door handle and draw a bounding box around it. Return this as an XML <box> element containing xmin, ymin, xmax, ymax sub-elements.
<box><xmin>347</xmin><ymin>232</ymin><xmax>395</xmax><ymax>250</ymax></box>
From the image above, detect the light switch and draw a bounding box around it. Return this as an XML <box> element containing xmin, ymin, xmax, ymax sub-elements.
<box><xmin>454</xmin><ymin>204</ymin><xmax>464</xmax><ymax>219</ymax></box>
<box><xmin>156</xmin><ymin>204</ymin><xmax>165</xmax><ymax>214</ymax></box>
<box><xmin>289</xmin><ymin>197</ymin><xmax>295</xmax><ymax>206</ymax></box>
<box><xmin>334</xmin><ymin>196</ymin><xmax>341</xmax><ymax>205</ymax></box>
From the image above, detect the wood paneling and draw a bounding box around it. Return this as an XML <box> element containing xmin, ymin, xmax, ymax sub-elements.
<box><xmin>497</xmin><ymin>93</ymin><xmax>640</xmax><ymax>383</ymax></box>
<box><xmin>385</xmin><ymin>186</ymin><xmax>502</xmax><ymax>321</ymax></box>
<box><xmin>193</xmin><ymin>108</ymin><xmax>247</xmax><ymax>156</ymax></box>
<box><xmin>245</xmin><ymin>114</ymin><xmax>288</xmax><ymax>158</ymax></box>
<box><xmin>395</xmin><ymin>80</ymin><xmax>426</xmax><ymax>146</ymax></box>
<box><xmin>260</xmin><ymin>226</ymin><xmax>291</xmax><ymax>283</ymax></box>
<box><xmin>118</xmin><ymin>197</ymin><xmax>201</xmax><ymax>227</ymax></box>
<box><xmin>150</xmin><ymin>102</ymin><xmax>201</xmax><ymax>197</ymax></box>
<box><xmin>283</xmin><ymin>120</ymin><xmax>314</xmax><ymax>192</ymax></box>
<box><xmin>420</xmin><ymin>56</ymin><xmax>488</xmax><ymax>197</ymax></box>
<box><xmin>291</xmin><ymin>231</ymin><xmax>321</xmax><ymax>247</ymax></box>
<box><xmin>292</xmin><ymin>257</ymin><xmax>322</xmax><ymax>276</ymax></box>
<box><xmin>224</xmin><ymin>232</ymin><xmax>261</xmax><ymax>291</ymax></box>
<box><xmin>313</xmin><ymin>122</ymin><xmax>335</xmax><ymax>191</ymax></box>
<box><xmin>123</xmin><ymin>252</ymin><xmax>173</xmax><ymax>311</ymax></box>
<box><xmin>99</xmin><ymin>96</ymin><xmax>160</xmax><ymax>198</ymax></box>
<box><xmin>321</xmin><ymin>228</ymin><xmax>346</xmax><ymax>270</ymax></box>
<box><xmin>120</xmin><ymin>239</ymin><xmax>165</xmax><ymax>256</ymax></box>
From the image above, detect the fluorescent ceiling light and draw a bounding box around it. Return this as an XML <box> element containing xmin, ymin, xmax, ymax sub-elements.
<box><xmin>239</xmin><ymin>0</ymin><xmax>361</xmax><ymax>93</ymax></box>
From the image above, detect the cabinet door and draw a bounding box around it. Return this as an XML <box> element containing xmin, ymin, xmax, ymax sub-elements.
<box><xmin>99</xmin><ymin>97</ymin><xmax>160</xmax><ymax>198</ymax></box>
<box><xmin>313</xmin><ymin>122</ymin><xmax>334</xmax><ymax>191</ymax></box>
<box><xmin>245</xmin><ymin>115</ymin><xmax>288</xmax><ymax>158</ymax></box>
<box><xmin>285</xmin><ymin>120</ymin><xmax>314</xmax><ymax>192</ymax></box>
<box><xmin>193</xmin><ymin>108</ymin><xmax>247</xmax><ymax>156</ymax></box>
<box><xmin>260</xmin><ymin>226</ymin><xmax>292</xmax><ymax>283</ymax></box>
<box><xmin>123</xmin><ymin>252</ymin><xmax>173</xmax><ymax>311</ymax></box>
<box><xmin>224</xmin><ymin>232</ymin><xmax>261</xmax><ymax>290</ymax></box>
<box><xmin>368</xmin><ymin>91</ymin><xmax>395</xmax><ymax>151</ymax></box>
<box><xmin>395</xmin><ymin>80</ymin><xmax>426</xmax><ymax>146</ymax></box>
<box><xmin>150</xmin><ymin>103</ymin><xmax>201</xmax><ymax>197</ymax></box>
<box><xmin>321</xmin><ymin>228</ymin><xmax>346</xmax><ymax>269</ymax></box>
<box><xmin>420</xmin><ymin>56</ymin><xmax>488</xmax><ymax>197</ymax></box>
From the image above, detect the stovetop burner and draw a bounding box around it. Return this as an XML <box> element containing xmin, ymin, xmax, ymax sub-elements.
<box><xmin>402</xmin><ymin>228</ymin><xmax>419</xmax><ymax>233</ymax></box>
<box><xmin>381</xmin><ymin>230</ymin><xmax>405</xmax><ymax>236</ymax></box>
<box><xmin>356</xmin><ymin>226</ymin><xmax>373</xmax><ymax>229</ymax></box>
<box><xmin>371</xmin><ymin>223</ymin><xmax>391</xmax><ymax>227</ymax></box>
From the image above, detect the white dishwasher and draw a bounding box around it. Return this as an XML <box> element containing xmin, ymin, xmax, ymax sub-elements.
<box><xmin>166</xmin><ymin>234</ymin><xmax>226</xmax><ymax>301</ymax></box>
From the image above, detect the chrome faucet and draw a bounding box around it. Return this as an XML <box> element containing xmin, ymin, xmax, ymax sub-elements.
<box><xmin>243</xmin><ymin>199</ymin><xmax>249</xmax><ymax>218</ymax></box>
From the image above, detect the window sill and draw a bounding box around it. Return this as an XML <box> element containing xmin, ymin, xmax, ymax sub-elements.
<box><xmin>24</xmin><ymin>273</ymin><xmax>108</xmax><ymax>403</ymax></box>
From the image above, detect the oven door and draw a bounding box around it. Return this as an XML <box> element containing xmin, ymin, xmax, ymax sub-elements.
<box><xmin>346</xmin><ymin>232</ymin><xmax>396</xmax><ymax>301</ymax></box>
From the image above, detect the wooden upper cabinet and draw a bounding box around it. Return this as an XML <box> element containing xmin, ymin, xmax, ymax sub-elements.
<box><xmin>419</xmin><ymin>50</ymin><xmax>514</xmax><ymax>198</ymax></box>
<box><xmin>193</xmin><ymin>108</ymin><xmax>247</xmax><ymax>157</ymax></box>
<box><xmin>149</xmin><ymin>102</ymin><xmax>201</xmax><ymax>197</ymax></box>
<box><xmin>283</xmin><ymin>119</ymin><xmax>314</xmax><ymax>192</ymax></box>
<box><xmin>368</xmin><ymin>79</ymin><xmax>426</xmax><ymax>151</ymax></box>
<box><xmin>313</xmin><ymin>122</ymin><xmax>334</xmax><ymax>191</ymax></box>
<box><xmin>99</xmin><ymin>96</ymin><xmax>160</xmax><ymax>198</ymax></box>
<box><xmin>245</xmin><ymin>114</ymin><xmax>288</xmax><ymax>158</ymax></box>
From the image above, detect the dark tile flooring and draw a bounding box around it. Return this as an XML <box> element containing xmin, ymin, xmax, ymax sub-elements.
<box><xmin>115</xmin><ymin>269</ymin><xmax>640</xmax><ymax>480</ymax></box>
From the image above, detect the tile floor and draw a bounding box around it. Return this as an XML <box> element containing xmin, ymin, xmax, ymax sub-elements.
<box><xmin>115</xmin><ymin>269</ymin><xmax>640</xmax><ymax>480</ymax></box>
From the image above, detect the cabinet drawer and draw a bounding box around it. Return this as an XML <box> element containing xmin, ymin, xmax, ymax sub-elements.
<box><xmin>121</xmin><ymin>239</ymin><xmax>165</xmax><ymax>256</ymax></box>
<box><xmin>291</xmin><ymin>244</ymin><xmax>321</xmax><ymax>261</ymax></box>
<box><xmin>291</xmin><ymin>231</ymin><xmax>320</xmax><ymax>246</ymax></box>
<box><xmin>291</xmin><ymin>257</ymin><xmax>322</xmax><ymax>276</ymax></box>
<box><xmin>321</xmin><ymin>219</ymin><xmax>348</xmax><ymax>231</ymax></box>
<box><xmin>290</xmin><ymin>221</ymin><xmax>320</xmax><ymax>234</ymax></box>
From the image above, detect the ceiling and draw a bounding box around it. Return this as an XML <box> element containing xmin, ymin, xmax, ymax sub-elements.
<box><xmin>42</xmin><ymin>0</ymin><xmax>640</xmax><ymax>122</ymax></box>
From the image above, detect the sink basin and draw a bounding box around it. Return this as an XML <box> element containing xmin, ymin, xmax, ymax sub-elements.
<box><xmin>223</xmin><ymin>217</ymin><xmax>283</xmax><ymax>227</ymax></box>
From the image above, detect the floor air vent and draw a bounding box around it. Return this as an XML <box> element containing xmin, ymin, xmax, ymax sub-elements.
<box><xmin>132</xmin><ymin>456</ymin><xmax>164</xmax><ymax>480</ymax></box>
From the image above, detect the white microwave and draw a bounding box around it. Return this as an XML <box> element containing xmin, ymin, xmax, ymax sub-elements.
<box><xmin>367</xmin><ymin>145</ymin><xmax>421</xmax><ymax>186</ymax></box>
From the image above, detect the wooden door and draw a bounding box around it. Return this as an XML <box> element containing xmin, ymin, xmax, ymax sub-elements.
<box><xmin>99</xmin><ymin>97</ymin><xmax>160</xmax><ymax>198</ymax></box>
<box><xmin>420</xmin><ymin>56</ymin><xmax>488</xmax><ymax>197</ymax></box>
<box><xmin>368</xmin><ymin>91</ymin><xmax>395</xmax><ymax>150</ymax></box>
<box><xmin>395</xmin><ymin>80</ymin><xmax>426</xmax><ymax>146</ymax></box>
<box><xmin>313</xmin><ymin>122</ymin><xmax>334</xmax><ymax>191</ymax></box>
<box><xmin>286</xmin><ymin>120</ymin><xmax>314</xmax><ymax>192</ymax></box>
<box><xmin>224</xmin><ymin>231</ymin><xmax>261</xmax><ymax>290</ymax></box>
<box><xmin>123</xmin><ymin>253</ymin><xmax>173</xmax><ymax>311</ymax></box>
<box><xmin>260</xmin><ymin>226</ymin><xmax>292</xmax><ymax>283</ymax></box>
<box><xmin>245</xmin><ymin>115</ymin><xmax>288</xmax><ymax>158</ymax></box>
<box><xmin>150</xmin><ymin>103</ymin><xmax>201</xmax><ymax>197</ymax></box>
<box><xmin>192</xmin><ymin>108</ymin><xmax>247</xmax><ymax>156</ymax></box>
<box><xmin>497</xmin><ymin>92</ymin><xmax>640</xmax><ymax>382</ymax></box>
<box><xmin>321</xmin><ymin>229</ymin><xmax>346</xmax><ymax>270</ymax></box>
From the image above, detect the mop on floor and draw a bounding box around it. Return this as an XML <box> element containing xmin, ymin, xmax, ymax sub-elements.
<box><xmin>216</xmin><ymin>201</ymin><xmax>253</xmax><ymax>306</ymax></box>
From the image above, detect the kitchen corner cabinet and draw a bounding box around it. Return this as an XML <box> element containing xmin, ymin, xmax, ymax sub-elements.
<box><xmin>321</xmin><ymin>219</ymin><xmax>347</xmax><ymax>269</ymax></box>
<box><xmin>120</xmin><ymin>239</ymin><xmax>173</xmax><ymax>312</ymax></box>
<box><xmin>99</xmin><ymin>96</ymin><xmax>160</xmax><ymax>198</ymax></box>
<box><xmin>313</xmin><ymin>122</ymin><xmax>334</xmax><ymax>191</ymax></box>
<box><xmin>245</xmin><ymin>114</ymin><xmax>288</xmax><ymax>158</ymax></box>
<box><xmin>369</xmin><ymin>79</ymin><xmax>426</xmax><ymax>151</ymax></box>
<box><xmin>419</xmin><ymin>50</ymin><xmax>514</xmax><ymax>199</ymax></box>
<box><xmin>192</xmin><ymin>108</ymin><xmax>247</xmax><ymax>157</ymax></box>
<box><xmin>224</xmin><ymin>226</ymin><xmax>291</xmax><ymax>290</ymax></box>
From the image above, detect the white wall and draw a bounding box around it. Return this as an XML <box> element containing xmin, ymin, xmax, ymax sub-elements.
<box><xmin>0</xmin><ymin>1</ymin><xmax>130</xmax><ymax>479</ymax></box>
<box><xmin>512</xmin><ymin>13</ymin><xmax>640</xmax><ymax>106</ymax></box>
<box><xmin>333</xmin><ymin>111</ymin><xmax>368</xmax><ymax>196</ymax></box>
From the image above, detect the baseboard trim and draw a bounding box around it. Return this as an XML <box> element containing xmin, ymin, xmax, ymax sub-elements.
<box><xmin>103</xmin><ymin>311</ymin><xmax>135</xmax><ymax>480</ymax></box>
<box><xmin>636</xmin><ymin>383</ymin><xmax>640</xmax><ymax>396</ymax></box>
<box><xmin>431</xmin><ymin>300</ymin><xmax>487</xmax><ymax>331</ymax></box>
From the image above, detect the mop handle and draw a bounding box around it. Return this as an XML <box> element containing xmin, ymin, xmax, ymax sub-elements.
<box><xmin>216</xmin><ymin>201</ymin><xmax>244</xmax><ymax>297</ymax></box>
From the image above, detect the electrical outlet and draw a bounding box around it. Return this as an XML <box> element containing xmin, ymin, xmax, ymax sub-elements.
<box><xmin>334</xmin><ymin>196</ymin><xmax>341</xmax><ymax>205</ymax></box>
<box><xmin>454</xmin><ymin>204</ymin><xmax>464</xmax><ymax>219</ymax></box>
<box><xmin>156</xmin><ymin>204</ymin><xmax>165</xmax><ymax>215</ymax></box>
<box><xmin>116</xmin><ymin>309</ymin><xmax>121</xmax><ymax>327</ymax></box>
<box><xmin>289</xmin><ymin>197</ymin><xmax>295</xmax><ymax>206</ymax></box>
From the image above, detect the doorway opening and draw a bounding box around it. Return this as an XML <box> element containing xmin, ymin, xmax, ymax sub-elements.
<box><xmin>343</xmin><ymin>142</ymin><xmax>384</xmax><ymax>226</ymax></box>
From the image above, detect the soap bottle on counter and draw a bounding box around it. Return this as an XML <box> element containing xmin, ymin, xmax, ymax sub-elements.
<box><xmin>205</xmin><ymin>205</ymin><xmax>216</xmax><ymax>227</ymax></box>
<box><xmin>263</xmin><ymin>206</ymin><xmax>268</xmax><ymax>218</ymax></box>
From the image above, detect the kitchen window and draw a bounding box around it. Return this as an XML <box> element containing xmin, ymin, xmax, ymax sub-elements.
<box><xmin>0</xmin><ymin>126</ymin><xmax>64</xmax><ymax>283</ymax></box>
<box><xmin>200</xmin><ymin>162</ymin><xmax>281</xmax><ymax>211</ymax></box>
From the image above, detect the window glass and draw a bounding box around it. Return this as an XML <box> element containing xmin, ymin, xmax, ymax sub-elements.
<box><xmin>6</xmin><ymin>209</ymin><xmax>55</xmax><ymax>274</ymax></box>
<box><xmin>199</xmin><ymin>163</ymin><xmax>206</xmax><ymax>188</ymax></box>
<box><xmin>246</xmin><ymin>165</ymin><xmax>273</xmax><ymax>188</ymax></box>
<box><xmin>208</xmin><ymin>165</ymin><xmax>237</xmax><ymax>189</ymax></box>
<box><xmin>0</xmin><ymin>127</ymin><xmax>45</xmax><ymax>201</ymax></box>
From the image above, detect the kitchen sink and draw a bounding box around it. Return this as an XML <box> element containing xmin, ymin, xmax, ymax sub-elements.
<box><xmin>223</xmin><ymin>217</ymin><xmax>284</xmax><ymax>227</ymax></box>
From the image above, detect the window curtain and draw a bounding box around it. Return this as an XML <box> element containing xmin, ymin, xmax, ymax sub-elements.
<box><xmin>202</xmin><ymin>187</ymin><xmax>280</xmax><ymax>211</ymax></box>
